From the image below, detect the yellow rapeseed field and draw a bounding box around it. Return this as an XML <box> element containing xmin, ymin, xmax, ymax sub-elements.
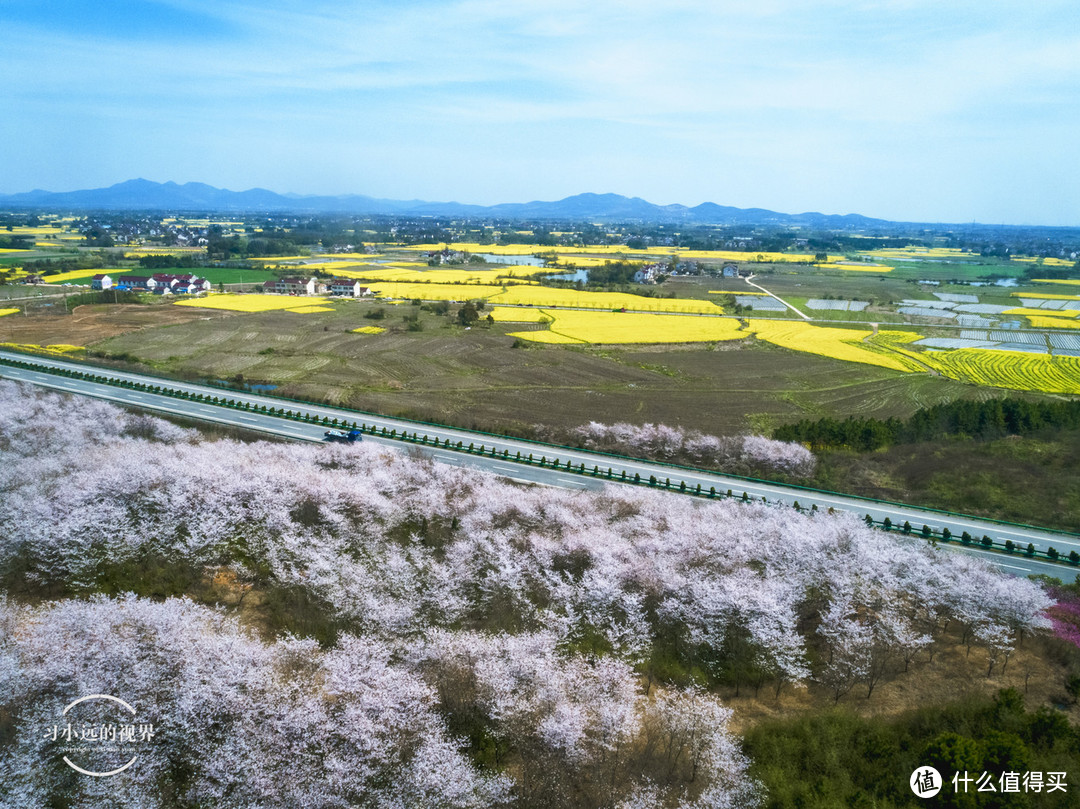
<box><xmin>0</xmin><ymin>308</ymin><xmax>20</xmax><ymax>317</ymax></box>
<box><xmin>1004</xmin><ymin>308</ymin><xmax>1080</xmax><ymax>319</ymax></box>
<box><xmin>7</xmin><ymin>226</ymin><xmax>66</xmax><ymax>236</ymax></box>
<box><xmin>362</xmin><ymin>281</ymin><xmax>720</xmax><ymax>313</ymax></box>
<box><xmin>282</xmin><ymin>261</ymin><xmax>371</xmax><ymax>272</ymax></box>
<box><xmin>748</xmin><ymin>321</ymin><xmax>924</xmax><ymax>373</ymax></box>
<box><xmin>1033</xmin><ymin>279</ymin><xmax>1080</xmax><ymax>287</ymax></box>
<box><xmin>286</xmin><ymin>306</ymin><xmax>335</xmax><ymax>314</ymax></box>
<box><xmin>922</xmin><ymin>349</ymin><xmax>1080</xmax><ymax>395</ymax></box>
<box><xmin>311</xmin><ymin>253</ymin><xmax>385</xmax><ymax>260</ymax></box>
<box><xmin>239</xmin><ymin>254</ymin><xmax>311</xmax><ymax>262</ymax></box>
<box><xmin>1023</xmin><ymin>316</ymin><xmax>1080</xmax><ymax>330</ymax></box>
<box><xmin>330</xmin><ymin>266</ymin><xmax>419</xmax><ymax>281</ymax></box>
<box><xmin>333</xmin><ymin>266</ymin><xmax>539</xmax><ymax>284</ymax></box>
<box><xmin>0</xmin><ymin>342</ymin><xmax>85</xmax><ymax>355</ymax></box>
<box><xmin>42</xmin><ymin>268</ymin><xmax>135</xmax><ymax>283</ymax></box>
<box><xmin>547</xmin><ymin>257</ymin><xmax>642</xmax><ymax>268</ymax></box>
<box><xmin>509</xmin><ymin>310</ymin><xmax>745</xmax><ymax>345</ymax></box>
<box><xmin>490</xmin><ymin>285</ymin><xmax>724</xmax><ymax>314</ymax></box>
<box><xmin>173</xmin><ymin>294</ymin><xmax>331</xmax><ymax>313</ymax></box>
<box><xmin>508</xmin><ymin>330</ymin><xmax>587</xmax><ymax>344</ymax></box>
<box><xmin>1010</xmin><ymin>293</ymin><xmax>1080</xmax><ymax>301</ymax></box>
<box><xmin>488</xmin><ymin>307</ymin><xmax>552</xmax><ymax>323</ymax></box>
<box><xmin>351</xmin><ymin>326</ymin><xmax>386</xmax><ymax>334</ymax></box>
<box><xmin>863</xmin><ymin>247</ymin><xmax>974</xmax><ymax>260</ymax></box>
<box><xmin>1010</xmin><ymin>257</ymin><xmax>1074</xmax><ymax>267</ymax></box>
<box><xmin>367</xmin><ymin>282</ymin><xmax>504</xmax><ymax>301</ymax></box>
<box><xmin>818</xmin><ymin>263</ymin><xmax>894</xmax><ymax>272</ymax></box>
<box><xmin>480</xmin><ymin>264</ymin><xmax>546</xmax><ymax>278</ymax></box>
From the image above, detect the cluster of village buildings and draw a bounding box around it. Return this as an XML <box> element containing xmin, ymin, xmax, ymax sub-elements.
<box><xmin>88</xmin><ymin>273</ymin><xmax>372</xmax><ymax>298</ymax></box>
<box><xmin>90</xmin><ymin>273</ymin><xmax>212</xmax><ymax>294</ymax></box>
<box><xmin>261</xmin><ymin>277</ymin><xmax>371</xmax><ymax>297</ymax></box>
<box><xmin>632</xmin><ymin>262</ymin><xmax>746</xmax><ymax>283</ymax></box>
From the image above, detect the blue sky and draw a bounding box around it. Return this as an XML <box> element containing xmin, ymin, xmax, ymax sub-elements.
<box><xmin>3</xmin><ymin>0</ymin><xmax>1079</xmax><ymax>224</ymax></box>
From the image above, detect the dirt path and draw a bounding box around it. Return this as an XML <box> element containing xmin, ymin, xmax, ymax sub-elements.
<box><xmin>743</xmin><ymin>276</ymin><xmax>811</xmax><ymax>320</ymax></box>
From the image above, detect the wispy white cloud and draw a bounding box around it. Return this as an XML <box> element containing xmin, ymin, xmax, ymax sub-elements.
<box><xmin>1</xmin><ymin>0</ymin><xmax>1077</xmax><ymax>222</ymax></box>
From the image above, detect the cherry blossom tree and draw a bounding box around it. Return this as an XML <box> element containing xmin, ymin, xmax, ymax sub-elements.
<box><xmin>0</xmin><ymin>594</ymin><xmax>509</xmax><ymax>808</ymax></box>
<box><xmin>0</xmin><ymin>380</ymin><xmax>1061</xmax><ymax>804</ymax></box>
<box><xmin>572</xmin><ymin>421</ymin><xmax>815</xmax><ymax>476</ymax></box>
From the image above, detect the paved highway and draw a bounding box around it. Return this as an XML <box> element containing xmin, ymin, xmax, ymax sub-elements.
<box><xmin>3</xmin><ymin>350</ymin><xmax>1078</xmax><ymax>580</ymax></box>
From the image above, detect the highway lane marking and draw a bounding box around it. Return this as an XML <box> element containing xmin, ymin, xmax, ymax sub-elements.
<box><xmin>554</xmin><ymin>476</ymin><xmax>590</xmax><ymax>486</ymax></box>
<box><xmin>997</xmin><ymin>563</ymin><xmax>1040</xmax><ymax>573</ymax></box>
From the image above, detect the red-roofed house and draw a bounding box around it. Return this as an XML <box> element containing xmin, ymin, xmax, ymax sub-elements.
<box><xmin>327</xmin><ymin>279</ymin><xmax>371</xmax><ymax>297</ymax></box>
<box><xmin>263</xmin><ymin>277</ymin><xmax>319</xmax><ymax>295</ymax></box>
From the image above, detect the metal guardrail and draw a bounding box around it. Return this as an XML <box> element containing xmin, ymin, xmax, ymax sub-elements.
<box><xmin>5</xmin><ymin>347</ymin><xmax>1080</xmax><ymax>537</ymax></box>
<box><xmin>3</xmin><ymin>349</ymin><xmax>1080</xmax><ymax>572</ymax></box>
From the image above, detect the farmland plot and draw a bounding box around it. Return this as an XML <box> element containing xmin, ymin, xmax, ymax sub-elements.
<box><xmin>989</xmin><ymin>330</ymin><xmax>1045</xmax><ymax>344</ymax></box>
<box><xmin>915</xmin><ymin>338</ymin><xmax>998</xmax><ymax>349</ymax></box>
<box><xmin>994</xmin><ymin>343</ymin><xmax>1050</xmax><ymax>354</ymax></box>
<box><xmin>954</xmin><ymin>304</ymin><xmax>1015</xmax><ymax>314</ymax></box>
<box><xmin>805</xmin><ymin>299</ymin><xmax>869</xmax><ymax>311</ymax></box>
<box><xmin>1019</xmin><ymin>298</ymin><xmax>1076</xmax><ymax>310</ymax></box>
<box><xmin>934</xmin><ymin>292</ymin><xmax>979</xmax><ymax>303</ymax></box>
<box><xmin>900</xmin><ymin>306</ymin><xmax>958</xmax><ymax>319</ymax></box>
<box><xmin>901</xmin><ymin>299</ymin><xmax>955</xmax><ymax>309</ymax></box>
<box><xmin>1049</xmin><ymin>333</ymin><xmax>1080</xmax><ymax>350</ymax></box>
<box><xmin>736</xmin><ymin>295</ymin><xmax>785</xmax><ymax>310</ymax></box>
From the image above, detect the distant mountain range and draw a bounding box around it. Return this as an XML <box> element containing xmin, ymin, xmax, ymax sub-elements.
<box><xmin>0</xmin><ymin>178</ymin><xmax>892</xmax><ymax>227</ymax></box>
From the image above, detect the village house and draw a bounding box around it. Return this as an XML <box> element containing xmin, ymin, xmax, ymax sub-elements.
<box><xmin>152</xmin><ymin>273</ymin><xmax>181</xmax><ymax>291</ymax></box>
<box><xmin>90</xmin><ymin>274</ymin><xmax>113</xmax><ymax>290</ymax></box>
<box><xmin>326</xmin><ymin>279</ymin><xmax>371</xmax><ymax>297</ymax></box>
<box><xmin>262</xmin><ymin>277</ymin><xmax>320</xmax><ymax>296</ymax></box>
<box><xmin>115</xmin><ymin>275</ymin><xmax>152</xmax><ymax>290</ymax></box>
<box><xmin>633</xmin><ymin>263</ymin><xmax>667</xmax><ymax>284</ymax></box>
<box><xmin>110</xmin><ymin>273</ymin><xmax>210</xmax><ymax>294</ymax></box>
<box><xmin>172</xmin><ymin>274</ymin><xmax>211</xmax><ymax>293</ymax></box>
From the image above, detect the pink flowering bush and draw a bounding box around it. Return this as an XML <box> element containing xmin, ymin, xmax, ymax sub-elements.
<box><xmin>1046</xmin><ymin>589</ymin><xmax>1080</xmax><ymax>649</ymax></box>
<box><xmin>572</xmin><ymin>421</ymin><xmax>816</xmax><ymax>477</ymax></box>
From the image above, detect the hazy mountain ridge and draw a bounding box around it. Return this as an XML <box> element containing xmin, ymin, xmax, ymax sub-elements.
<box><xmin>0</xmin><ymin>178</ymin><xmax>892</xmax><ymax>226</ymax></box>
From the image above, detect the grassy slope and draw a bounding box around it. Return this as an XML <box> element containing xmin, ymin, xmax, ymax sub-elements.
<box><xmin>812</xmin><ymin>431</ymin><xmax>1080</xmax><ymax>533</ymax></box>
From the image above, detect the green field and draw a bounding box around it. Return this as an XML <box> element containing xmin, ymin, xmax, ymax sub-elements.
<box><xmin>173</xmin><ymin>267</ymin><xmax>277</xmax><ymax>285</ymax></box>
